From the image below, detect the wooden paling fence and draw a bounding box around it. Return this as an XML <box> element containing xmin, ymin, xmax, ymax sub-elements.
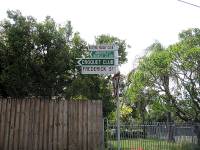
<box><xmin>0</xmin><ymin>98</ymin><xmax>103</xmax><ymax>150</ymax></box>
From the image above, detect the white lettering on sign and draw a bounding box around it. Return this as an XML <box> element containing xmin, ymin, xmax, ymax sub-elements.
<box><xmin>77</xmin><ymin>44</ymin><xmax>119</xmax><ymax>74</ymax></box>
<box><xmin>77</xmin><ymin>58</ymin><xmax>115</xmax><ymax>66</ymax></box>
<box><xmin>88</xmin><ymin>44</ymin><xmax>118</xmax><ymax>51</ymax></box>
<box><xmin>82</xmin><ymin>59</ymin><xmax>101</xmax><ymax>65</ymax></box>
<box><xmin>103</xmin><ymin>59</ymin><xmax>114</xmax><ymax>65</ymax></box>
<box><xmin>81</xmin><ymin>66</ymin><xmax>118</xmax><ymax>74</ymax></box>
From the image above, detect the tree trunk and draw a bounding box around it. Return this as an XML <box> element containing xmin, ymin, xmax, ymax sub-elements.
<box><xmin>162</xmin><ymin>75</ymin><xmax>175</xmax><ymax>142</ymax></box>
<box><xmin>167</xmin><ymin>112</ymin><xmax>175</xmax><ymax>142</ymax></box>
<box><xmin>194</xmin><ymin>124</ymin><xmax>200</xmax><ymax>146</ymax></box>
<box><xmin>142</xmin><ymin>110</ymin><xmax>146</xmax><ymax>138</ymax></box>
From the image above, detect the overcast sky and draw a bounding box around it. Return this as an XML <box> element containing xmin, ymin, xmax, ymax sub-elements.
<box><xmin>1</xmin><ymin>0</ymin><xmax>200</xmax><ymax>74</ymax></box>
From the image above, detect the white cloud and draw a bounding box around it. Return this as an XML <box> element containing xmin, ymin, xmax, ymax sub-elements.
<box><xmin>1</xmin><ymin>0</ymin><xmax>200</xmax><ymax>75</ymax></box>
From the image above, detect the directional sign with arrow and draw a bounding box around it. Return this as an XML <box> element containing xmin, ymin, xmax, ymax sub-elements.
<box><xmin>77</xmin><ymin>58</ymin><xmax>115</xmax><ymax>66</ymax></box>
<box><xmin>77</xmin><ymin>44</ymin><xmax>119</xmax><ymax>74</ymax></box>
<box><xmin>90</xmin><ymin>51</ymin><xmax>114</xmax><ymax>58</ymax></box>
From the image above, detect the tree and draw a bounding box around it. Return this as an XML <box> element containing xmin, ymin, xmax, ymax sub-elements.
<box><xmin>95</xmin><ymin>34</ymin><xmax>127</xmax><ymax>65</ymax></box>
<box><xmin>127</xmin><ymin>28</ymin><xmax>200</xmax><ymax>145</ymax></box>
<box><xmin>126</xmin><ymin>41</ymin><xmax>170</xmax><ymax>122</ymax></box>
<box><xmin>0</xmin><ymin>10</ymin><xmax>128</xmax><ymax>118</ymax></box>
<box><xmin>0</xmin><ymin>10</ymin><xmax>73</xmax><ymax>97</ymax></box>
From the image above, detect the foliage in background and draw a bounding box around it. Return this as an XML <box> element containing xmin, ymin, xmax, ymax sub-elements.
<box><xmin>126</xmin><ymin>28</ymin><xmax>200</xmax><ymax>144</ymax></box>
<box><xmin>95</xmin><ymin>34</ymin><xmax>127</xmax><ymax>65</ymax></box>
<box><xmin>0</xmin><ymin>10</ymin><xmax>127</xmax><ymax>117</ymax></box>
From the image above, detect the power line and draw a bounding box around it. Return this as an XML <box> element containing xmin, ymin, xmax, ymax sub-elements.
<box><xmin>177</xmin><ymin>0</ymin><xmax>200</xmax><ymax>8</ymax></box>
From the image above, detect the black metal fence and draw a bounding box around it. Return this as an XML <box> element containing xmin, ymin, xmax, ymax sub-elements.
<box><xmin>105</xmin><ymin>121</ymin><xmax>200</xmax><ymax>150</ymax></box>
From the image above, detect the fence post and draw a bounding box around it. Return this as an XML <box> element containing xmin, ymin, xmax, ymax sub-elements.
<box><xmin>102</xmin><ymin>118</ymin><xmax>105</xmax><ymax>150</ymax></box>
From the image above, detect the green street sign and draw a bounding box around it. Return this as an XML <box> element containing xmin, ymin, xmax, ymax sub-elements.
<box><xmin>77</xmin><ymin>58</ymin><xmax>115</xmax><ymax>66</ymax></box>
<box><xmin>90</xmin><ymin>51</ymin><xmax>114</xmax><ymax>58</ymax></box>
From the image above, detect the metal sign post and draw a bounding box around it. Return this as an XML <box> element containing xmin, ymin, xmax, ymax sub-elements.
<box><xmin>77</xmin><ymin>44</ymin><xmax>120</xmax><ymax>149</ymax></box>
<box><xmin>116</xmin><ymin>81</ymin><xmax>120</xmax><ymax>150</ymax></box>
<box><xmin>112</xmin><ymin>72</ymin><xmax>120</xmax><ymax>150</ymax></box>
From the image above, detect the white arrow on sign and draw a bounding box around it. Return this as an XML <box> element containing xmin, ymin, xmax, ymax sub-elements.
<box><xmin>77</xmin><ymin>58</ymin><xmax>115</xmax><ymax>66</ymax></box>
<box><xmin>77</xmin><ymin>59</ymin><xmax>82</xmax><ymax>66</ymax></box>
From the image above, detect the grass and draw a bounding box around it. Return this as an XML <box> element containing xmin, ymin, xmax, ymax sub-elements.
<box><xmin>107</xmin><ymin>139</ymin><xmax>181</xmax><ymax>150</ymax></box>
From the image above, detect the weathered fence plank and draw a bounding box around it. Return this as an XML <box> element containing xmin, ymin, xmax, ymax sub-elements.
<box><xmin>44</xmin><ymin>99</ymin><xmax>49</xmax><ymax>150</ymax></box>
<box><xmin>18</xmin><ymin>99</ymin><xmax>25</xmax><ymax>150</ymax></box>
<box><xmin>33</xmin><ymin>98</ymin><xmax>40</xmax><ymax>150</ymax></box>
<box><xmin>3</xmin><ymin>98</ymin><xmax>11</xmax><ymax>150</ymax></box>
<box><xmin>48</xmin><ymin>100</ymin><xmax>53</xmax><ymax>150</ymax></box>
<box><xmin>53</xmin><ymin>100</ymin><xmax>58</xmax><ymax>150</ymax></box>
<box><xmin>8</xmin><ymin>99</ymin><xmax>16</xmax><ymax>150</ymax></box>
<box><xmin>0</xmin><ymin>99</ymin><xmax>6</xmax><ymax>149</ymax></box>
<box><xmin>0</xmin><ymin>98</ymin><xmax>103</xmax><ymax>150</ymax></box>
<box><xmin>63</xmin><ymin>100</ymin><xmax>68</xmax><ymax>150</ymax></box>
<box><xmin>0</xmin><ymin>98</ymin><xmax>2</xmax><ymax>149</ymax></box>
<box><xmin>59</xmin><ymin>100</ymin><xmax>64</xmax><ymax>150</ymax></box>
<box><xmin>83</xmin><ymin>101</ymin><xmax>88</xmax><ymax>150</ymax></box>
<box><xmin>23</xmin><ymin>98</ymin><xmax>30</xmax><ymax>150</ymax></box>
<box><xmin>78</xmin><ymin>101</ymin><xmax>83</xmax><ymax>150</ymax></box>
<box><xmin>88</xmin><ymin>101</ymin><xmax>93</xmax><ymax>150</ymax></box>
<box><xmin>27</xmin><ymin>98</ymin><xmax>34</xmax><ymax>150</ymax></box>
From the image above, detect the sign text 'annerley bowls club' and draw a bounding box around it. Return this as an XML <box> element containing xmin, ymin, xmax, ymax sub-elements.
<box><xmin>90</xmin><ymin>51</ymin><xmax>114</xmax><ymax>58</ymax></box>
<box><xmin>77</xmin><ymin>58</ymin><xmax>114</xmax><ymax>66</ymax></box>
<box><xmin>88</xmin><ymin>44</ymin><xmax>118</xmax><ymax>51</ymax></box>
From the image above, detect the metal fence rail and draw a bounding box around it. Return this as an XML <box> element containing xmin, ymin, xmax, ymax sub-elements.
<box><xmin>105</xmin><ymin>121</ymin><xmax>199</xmax><ymax>150</ymax></box>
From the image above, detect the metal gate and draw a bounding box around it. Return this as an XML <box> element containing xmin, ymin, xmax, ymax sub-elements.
<box><xmin>104</xmin><ymin>120</ymin><xmax>199</xmax><ymax>150</ymax></box>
